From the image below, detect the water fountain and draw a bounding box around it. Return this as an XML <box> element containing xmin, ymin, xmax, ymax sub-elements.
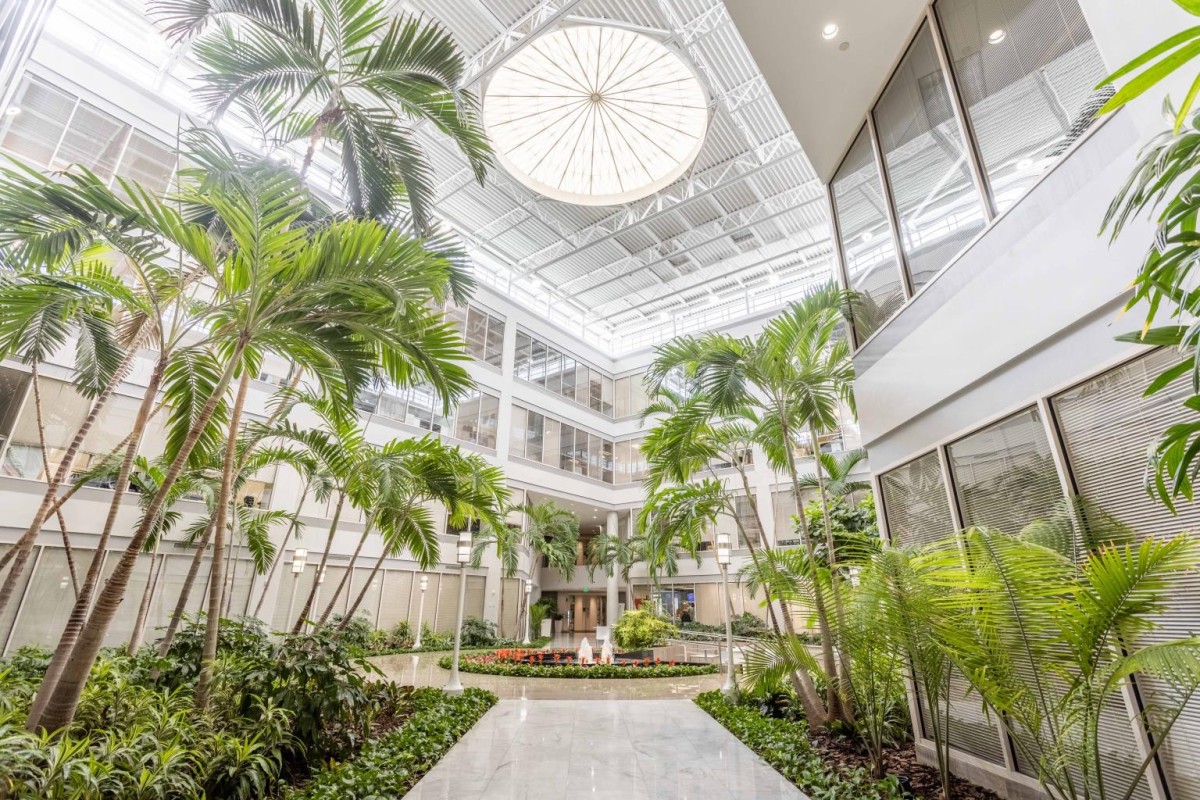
<box><xmin>577</xmin><ymin>637</ymin><xmax>594</xmax><ymax>665</ymax></box>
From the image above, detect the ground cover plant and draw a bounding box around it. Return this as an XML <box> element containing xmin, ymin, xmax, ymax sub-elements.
<box><xmin>442</xmin><ymin>648</ymin><xmax>718</xmax><ymax>679</ymax></box>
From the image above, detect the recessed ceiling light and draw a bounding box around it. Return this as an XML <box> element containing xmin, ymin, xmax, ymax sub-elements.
<box><xmin>1016</xmin><ymin>158</ymin><xmax>1034</xmax><ymax>170</ymax></box>
<box><xmin>988</xmin><ymin>29</ymin><xmax>1006</xmax><ymax>45</ymax></box>
<box><xmin>3</xmin><ymin>107</ymin><xmax>20</xmax><ymax>116</ymax></box>
<box><xmin>822</xmin><ymin>23</ymin><xmax>839</xmax><ymax>40</ymax></box>
<box><xmin>860</xmin><ymin>231</ymin><xmax>874</xmax><ymax>244</ymax></box>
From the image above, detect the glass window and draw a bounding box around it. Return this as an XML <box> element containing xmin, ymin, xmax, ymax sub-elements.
<box><xmin>455</xmin><ymin>393</ymin><xmax>481</xmax><ymax>443</ymax></box>
<box><xmin>560</xmin><ymin>355</ymin><xmax>576</xmax><ymax>398</ymax></box>
<box><xmin>464</xmin><ymin>306</ymin><xmax>488</xmax><ymax>360</ymax></box>
<box><xmin>376</xmin><ymin>386</ymin><xmax>407</xmax><ymax>420</ymax></box>
<box><xmin>509</xmin><ymin>405</ymin><xmax>527</xmax><ymax>458</ymax></box>
<box><xmin>601</xmin><ymin>439</ymin><xmax>614</xmax><ymax>484</ymax></box>
<box><xmin>485</xmin><ymin>316</ymin><xmax>504</xmax><ymax>367</ymax></box>
<box><xmin>602</xmin><ymin>377</ymin><xmax>614</xmax><ymax>416</ymax></box>
<box><xmin>879</xmin><ymin>452</ymin><xmax>956</xmax><ymax>548</ymax></box>
<box><xmin>946</xmin><ymin>407</ymin><xmax>1062</xmax><ymax>533</ymax></box>
<box><xmin>545</xmin><ymin>348</ymin><xmax>562</xmax><ymax>394</ymax></box>
<box><xmin>542</xmin><ymin>417</ymin><xmax>560</xmax><ymax>467</ymax></box>
<box><xmin>936</xmin><ymin>0</ymin><xmax>1109</xmax><ymax>214</ymax></box>
<box><xmin>590</xmin><ymin>371</ymin><xmax>604</xmax><ymax>412</ymax></box>
<box><xmin>478</xmin><ymin>393</ymin><xmax>499</xmax><ymax>449</ymax></box>
<box><xmin>574</xmin><ymin>364</ymin><xmax>589</xmax><ymax>405</ymax></box>
<box><xmin>116</xmin><ymin>130</ymin><xmax>176</xmax><ymax>194</ymax></box>
<box><xmin>558</xmin><ymin>423</ymin><xmax>575</xmax><ymax>471</ymax></box>
<box><xmin>514</xmin><ymin>331</ymin><xmax>531</xmax><ymax>380</ymax></box>
<box><xmin>51</xmin><ymin>100</ymin><xmax>131</xmax><ymax>181</ymax></box>
<box><xmin>0</xmin><ymin>367</ymin><xmax>30</xmax><ymax>455</ymax></box>
<box><xmin>588</xmin><ymin>433</ymin><xmax>602</xmax><ymax>479</ymax></box>
<box><xmin>832</xmin><ymin>127</ymin><xmax>906</xmax><ymax>344</ymax></box>
<box><xmin>873</xmin><ymin>23</ymin><xmax>986</xmax><ymax>291</ymax></box>
<box><xmin>0</xmin><ymin>77</ymin><xmax>76</xmax><ymax>167</ymax></box>
<box><xmin>4</xmin><ymin>377</ymin><xmax>90</xmax><ymax>479</ymax></box>
<box><xmin>1053</xmin><ymin>350</ymin><xmax>1200</xmax><ymax>798</ymax></box>
<box><xmin>615</xmin><ymin>440</ymin><xmax>630</xmax><ymax>485</ymax></box>
<box><xmin>530</xmin><ymin>339</ymin><xmax>547</xmax><ymax>386</ymax></box>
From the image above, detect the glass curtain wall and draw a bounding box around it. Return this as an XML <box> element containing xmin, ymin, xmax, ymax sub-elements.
<box><xmin>510</xmin><ymin>404</ymin><xmax>618</xmax><ymax>483</ymax></box>
<box><xmin>829</xmin><ymin>0</ymin><xmax>1108</xmax><ymax>345</ymax></box>
<box><xmin>356</xmin><ymin>384</ymin><xmax>501</xmax><ymax>450</ymax></box>
<box><xmin>936</xmin><ymin>0</ymin><xmax>1110</xmax><ymax>214</ymax></box>
<box><xmin>514</xmin><ymin>329</ymin><xmax>625</xmax><ymax>417</ymax></box>
<box><xmin>873</xmin><ymin>22</ymin><xmax>985</xmax><ymax>291</ymax></box>
<box><xmin>832</xmin><ymin>128</ymin><xmax>906</xmax><ymax>344</ymax></box>
<box><xmin>439</xmin><ymin>300</ymin><xmax>505</xmax><ymax>367</ymax></box>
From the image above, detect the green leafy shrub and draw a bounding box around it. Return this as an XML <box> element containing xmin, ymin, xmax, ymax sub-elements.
<box><xmin>443</xmin><ymin>653</ymin><xmax>717</xmax><ymax>679</ymax></box>
<box><xmin>613</xmin><ymin>609</ymin><xmax>676</xmax><ymax>649</ymax></box>
<box><xmin>156</xmin><ymin>614</ymin><xmax>271</xmax><ymax>689</ymax></box>
<box><xmin>332</xmin><ymin>613</ymin><xmax>375</xmax><ymax>650</ymax></box>
<box><xmin>291</xmin><ymin>688</ymin><xmax>497</xmax><ymax>800</ymax></box>
<box><xmin>458</xmin><ymin>616</ymin><xmax>498</xmax><ymax>647</ymax></box>
<box><xmin>679</xmin><ymin>613</ymin><xmax>769</xmax><ymax>639</ymax></box>
<box><xmin>695</xmin><ymin>691</ymin><xmax>904</xmax><ymax>800</ymax></box>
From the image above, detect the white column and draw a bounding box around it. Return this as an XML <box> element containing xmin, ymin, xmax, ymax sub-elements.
<box><xmin>605</xmin><ymin>510</ymin><xmax>619</xmax><ymax>630</ymax></box>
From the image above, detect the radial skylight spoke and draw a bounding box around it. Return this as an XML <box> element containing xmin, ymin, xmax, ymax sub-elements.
<box><xmin>484</xmin><ymin>24</ymin><xmax>708</xmax><ymax>206</ymax></box>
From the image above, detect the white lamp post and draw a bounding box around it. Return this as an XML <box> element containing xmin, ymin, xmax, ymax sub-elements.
<box><xmin>716</xmin><ymin>531</ymin><xmax>737</xmax><ymax>697</ymax></box>
<box><xmin>414</xmin><ymin>574</ymin><xmax>429</xmax><ymax>648</ymax></box>
<box><xmin>522</xmin><ymin>579</ymin><xmax>533</xmax><ymax>645</ymax></box>
<box><xmin>285</xmin><ymin>548</ymin><xmax>307</xmax><ymax>626</ymax></box>
<box><xmin>443</xmin><ymin>529</ymin><xmax>472</xmax><ymax>696</ymax></box>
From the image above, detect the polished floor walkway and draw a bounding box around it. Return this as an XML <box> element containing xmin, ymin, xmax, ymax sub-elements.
<box><xmin>405</xmin><ymin>699</ymin><xmax>808</xmax><ymax>800</ymax></box>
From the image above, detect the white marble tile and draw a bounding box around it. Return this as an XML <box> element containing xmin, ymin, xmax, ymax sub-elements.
<box><xmin>405</xmin><ymin>699</ymin><xmax>810</xmax><ymax>800</ymax></box>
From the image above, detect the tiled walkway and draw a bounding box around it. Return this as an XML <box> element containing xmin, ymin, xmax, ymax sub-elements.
<box><xmin>404</xmin><ymin>699</ymin><xmax>808</xmax><ymax>800</ymax></box>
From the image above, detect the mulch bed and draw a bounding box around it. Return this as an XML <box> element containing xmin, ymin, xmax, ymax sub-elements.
<box><xmin>808</xmin><ymin>728</ymin><xmax>1000</xmax><ymax>800</ymax></box>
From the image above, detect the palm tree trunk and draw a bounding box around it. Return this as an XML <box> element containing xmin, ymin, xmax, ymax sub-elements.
<box><xmin>196</xmin><ymin>370</ymin><xmax>252</xmax><ymax>710</ymax></box>
<box><xmin>780</xmin><ymin>416</ymin><xmax>842</xmax><ymax>724</ymax></box>
<box><xmin>809</xmin><ymin>424</ymin><xmax>855</xmax><ymax>721</ymax></box>
<box><xmin>291</xmin><ymin>492</ymin><xmax>346</xmax><ymax>634</ymax></box>
<box><xmin>0</xmin><ymin>348</ymin><xmax>141</xmax><ymax>617</ymax></box>
<box><xmin>340</xmin><ymin>550</ymin><xmax>386</xmax><ymax>626</ymax></box>
<box><xmin>316</xmin><ymin>519</ymin><xmax>372</xmax><ymax>627</ymax></box>
<box><xmin>23</xmin><ymin>356</ymin><xmax>166</xmax><ymax>729</ymax></box>
<box><xmin>32</xmin><ymin>338</ymin><xmax>246</xmax><ymax>733</ymax></box>
<box><xmin>727</xmin><ymin>466</ymin><xmax>824</xmax><ymax>719</ymax></box>
<box><xmin>252</xmin><ymin>484</ymin><xmax>308</xmax><ymax>618</ymax></box>
<box><xmin>30</xmin><ymin>364</ymin><xmax>82</xmax><ymax>598</ymax></box>
<box><xmin>128</xmin><ymin>538</ymin><xmax>164</xmax><ymax>654</ymax></box>
<box><xmin>153</xmin><ymin>518</ymin><xmax>215</xmax><ymax>671</ymax></box>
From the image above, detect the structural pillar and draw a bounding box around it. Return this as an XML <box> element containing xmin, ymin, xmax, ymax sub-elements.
<box><xmin>605</xmin><ymin>510</ymin><xmax>619</xmax><ymax>632</ymax></box>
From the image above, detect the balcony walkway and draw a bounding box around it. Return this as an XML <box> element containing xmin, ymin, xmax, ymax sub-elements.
<box><xmin>404</xmin><ymin>699</ymin><xmax>808</xmax><ymax>800</ymax></box>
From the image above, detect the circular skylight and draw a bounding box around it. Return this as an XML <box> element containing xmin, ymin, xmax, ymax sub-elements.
<box><xmin>483</xmin><ymin>25</ymin><xmax>709</xmax><ymax>206</ymax></box>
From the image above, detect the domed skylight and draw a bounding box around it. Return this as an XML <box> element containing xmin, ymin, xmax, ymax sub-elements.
<box><xmin>483</xmin><ymin>25</ymin><xmax>709</xmax><ymax>206</ymax></box>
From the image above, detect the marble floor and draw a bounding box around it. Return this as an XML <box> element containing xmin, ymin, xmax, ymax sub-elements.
<box><xmin>405</xmin><ymin>699</ymin><xmax>808</xmax><ymax>800</ymax></box>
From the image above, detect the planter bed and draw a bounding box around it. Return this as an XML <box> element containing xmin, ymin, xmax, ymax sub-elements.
<box><xmin>290</xmin><ymin>687</ymin><xmax>497</xmax><ymax>800</ymax></box>
<box><xmin>439</xmin><ymin>648</ymin><xmax>718</xmax><ymax>679</ymax></box>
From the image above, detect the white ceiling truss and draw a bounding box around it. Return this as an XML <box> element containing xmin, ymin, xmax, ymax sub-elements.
<box><xmin>47</xmin><ymin>0</ymin><xmax>836</xmax><ymax>354</ymax></box>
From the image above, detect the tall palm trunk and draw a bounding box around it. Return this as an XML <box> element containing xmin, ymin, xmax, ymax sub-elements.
<box><xmin>317</xmin><ymin>519</ymin><xmax>372</xmax><ymax>627</ymax></box>
<box><xmin>780</xmin><ymin>415</ymin><xmax>843</xmax><ymax>724</ymax></box>
<box><xmin>340</xmin><ymin>550</ymin><xmax>386</xmax><ymax>626</ymax></box>
<box><xmin>0</xmin><ymin>347</ymin><xmax>141</xmax><ymax>617</ymax></box>
<box><xmin>153</xmin><ymin>519</ymin><xmax>216</xmax><ymax>672</ymax></box>
<box><xmin>196</xmin><ymin>370</ymin><xmax>252</xmax><ymax>710</ymax></box>
<box><xmin>291</xmin><ymin>492</ymin><xmax>346</xmax><ymax>633</ymax></box>
<box><xmin>809</xmin><ymin>424</ymin><xmax>855</xmax><ymax>720</ymax></box>
<box><xmin>23</xmin><ymin>357</ymin><xmax>166</xmax><ymax>729</ymax></box>
<box><xmin>32</xmin><ymin>338</ymin><xmax>247</xmax><ymax>733</ymax></box>
<box><xmin>252</xmin><ymin>483</ymin><xmax>309</xmax><ymax>618</ymax></box>
<box><xmin>30</xmin><ymin>365</ymin><xmax>80</xmax><ymax>597</ymax></box>
<box><xmin>727</xmin><ymin>465</ymin><xmax>824</xmax><ymax>719</ymax></box>
<box><xmin>128</xmin><ymin>538</ymin><xmax>164</xmax><ymax>654</ymax></box>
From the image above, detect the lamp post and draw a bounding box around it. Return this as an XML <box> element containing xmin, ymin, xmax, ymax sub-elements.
<box><xmin>285</xmin><ymin>548</ymin><xmax>307</xmax><ymax>626</ymax></box>
<box><xmin>414</xmin><ymin>574</ymin><xmax>429</xmax><ymax>648</ymax></box>
<box><xmin>522</xmin><ymin>579</ymin><xmax>533</xmax><ymax>645</ymax></box>
<box><xmin>443</xmin><ymin>529</ymin><xmax>472</xmax><ymax>696</ymax></box>
<box><xmin>716</xmin><ymin>531</ymin><xmax>737</xmax><ymax>698</ymax></box>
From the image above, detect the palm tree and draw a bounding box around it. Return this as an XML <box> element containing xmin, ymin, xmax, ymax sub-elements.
<box><xmin>472</xmin><ymin>500</ymin><xmax>579</xmax><ymax>636</ymax></box>
<box><xmin>342</xmin><ymin>445</ymin><xmax>508</xmax><ymax>625</ymax></box>
<box><xmin>586</xmin><ymin>532</ymin><xmax>643</xmax><ymax>619</ymax></box>
<box><xmin>644</xmin><ymin>283</ymin><xmax>856</xmax><ymax>723</ymax></box>
<box><xmin>923</xmin><ymin>503</ymin><xmax>1200</xmax><ymax>800</ymax></box>
<box><xmin>28</xmin><ymin>135</ymin><xmax>474</xmax><ymax>732</ymax></box>
<box><xmin>796</xmin><ymin>448</ymin><xmax>870</xmax><ymax>504</ymax></box>
<box><xmin>150</xmin><ymin>0</ymin><xmax>492</xmax><ymax>230</ymax></box>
